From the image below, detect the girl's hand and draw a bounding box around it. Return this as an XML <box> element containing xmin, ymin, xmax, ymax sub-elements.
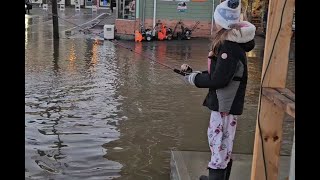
<box><xmin>181</xmin><ymin>64</ymin><xmax>192</xmax><ymax>72</ymax></box>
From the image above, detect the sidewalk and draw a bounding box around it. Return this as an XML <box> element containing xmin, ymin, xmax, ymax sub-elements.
<box><xmin>171</xmin><ymin>151</ymin><xmax>291</xmax><ymax>180</ymax></box>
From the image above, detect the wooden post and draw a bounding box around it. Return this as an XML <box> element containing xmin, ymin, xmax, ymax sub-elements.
<box><xmin>251</xmin><ymin>96</ymin><xmax>285</xmax><ymax>180</ymax></box>
<box><xmin>52</xmin><ymin>0</ymin><xmax>59</xmax><ymax>39</ymax></box>
<box><xmin>261</xmin><ymin>0</ymin><xmax>295</xmax><ymax>88</ymax></box>
<box><xmin>250</xmin><ymin>0</ymin><xmax>295</xmax><ymax>180</ymax></box>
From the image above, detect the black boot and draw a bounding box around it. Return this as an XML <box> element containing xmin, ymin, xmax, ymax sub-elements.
<box><xmin>199</xmin><ymin>168</ymin><xmax>226</xmax><ymax>180</ymax></box>
<box><xmin>209</xmin><ymin>168</ymin><xmax>226</xmax><ymax>180</ymax></box>
<box><xmin>199</xmin><ymin>175</ymin><xmax>209</xmax><ymax>180</ymax></box>
<box><xmin>225</xmin><ymin>159</ymin><xmax>233</xmax><ymax>180</ymax></box>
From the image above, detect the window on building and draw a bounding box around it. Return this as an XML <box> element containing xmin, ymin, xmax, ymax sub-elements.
<box><xmin>99</xmin><ymin>0</ymin><xmax>108</xmax><ymax>7</ymax></box>
<box><xmin>117</xmin><ymin>0</ymin><xmax>135</xmax><ymax>20</ymax></box>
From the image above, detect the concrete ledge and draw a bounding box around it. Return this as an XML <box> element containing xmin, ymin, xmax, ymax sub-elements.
<box><xmin>170</xmin><ymin>151</ymin><xmax>291</xmax><ymax>180</ymax></box>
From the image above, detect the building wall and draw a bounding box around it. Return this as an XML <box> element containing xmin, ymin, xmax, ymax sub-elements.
<box><xmin>143</xmin><ymin>0</ymin><xmax>215</xmax><ymax>21</ymax></box>
<box><xmin>141</xmin><ymin>0</ymin><xmax>221</xmax><ymax>37</ymax></box>
<box><xmin>116</xmin><ymin>0</ymin><xmax>222</xmax><ymax>38</ymax></box>
<box><xmin>71</xmin><ymin>0</ymin><xmax>85</xmax><ymax>5</ymax></box>
<box><xmin>143</xmin><ymin>18</ymin><xmax>212</xmax><ymax>38</ymax></box>
<box><xmin>115</xmin><ymin>19</ymin><xmax>138</xmax><ymax>35</ymax></box>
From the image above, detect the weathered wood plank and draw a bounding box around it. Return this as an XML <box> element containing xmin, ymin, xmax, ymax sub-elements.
<box><xmin>251</xmin><ymin>96</ymin><xmax>286</xmax><ymax>180</ymax></box>
<box><xmin>251</xmin><ymin>0</ymin><xmax>295</xmax><ymax>178</ymax></box>
<box><xmin>275</xmin><ymin>88</ymin><xmax>295</xmax><ymax>102</ymax></box>
<box><xmin>262</xmin><ymin>88</ymin><xmax>295</xmax><ymax>118</ymax></box>
<box><xmin>261</xmin><ymin>0</ymin><xmax>295</xmax><ymax>88</ymax></box>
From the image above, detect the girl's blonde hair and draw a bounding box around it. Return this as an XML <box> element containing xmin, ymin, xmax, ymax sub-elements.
<box><xmin>210</xmin><ymin>24</ymin><xmax>243</xmax><ymax>56</ymax></box>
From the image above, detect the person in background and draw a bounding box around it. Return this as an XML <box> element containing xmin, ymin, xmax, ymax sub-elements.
<box><xmin>25</xmin><ymin>0</ymin><xmax>32</xmax><ymax>14</ymax></box>
<box><xmin>110</xmin><ymin>0</ymin><xmax>116</xmax><ymax>13</ymax></box>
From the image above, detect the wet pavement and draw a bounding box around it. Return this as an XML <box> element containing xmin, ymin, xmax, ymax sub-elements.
<box><xmin>25</xmin><ymin>9</ymin><xmax>295</xmax><ymax>180</ymax></box>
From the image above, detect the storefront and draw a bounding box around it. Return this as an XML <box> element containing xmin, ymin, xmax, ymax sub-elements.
<box><xmin>83</xmin><ymin>0</ymin><xmax>111</xmax><ymax>9</ymax></box>
<box><xmin>31</xmin><ymin>0</ymin><xmax>43</xmax><ymax>4</ymax></box>
<box><xmin>117</xmin><ymin>0</ymin><xmax>136</xmax><ymax>20</ymax></box>
<box><xmin>115</xmin><ymin>0</ymin><xmax>219</xmax><ymax>39</ymax></box>
<box><xmin>114</xmin><ymin>0</ymin><xmax>137</xmax><ymax>38</ymax></box>
<box><xmin>99</xmin><ymin>0</ymin><xmax>110</xmax><ymax>8</ymax></box>
<box><xmin>58</xmin><ymin>0</ymin><xmax>66</xmax><ymax>5</ymax></box>
<box><xmin>31</xmin><ymin>0</ymin><xmax>65</xmax><ymax>6</ymax></box>
<box><xmin>114</xmin><ymin>0</ymin><xmax>278</xmax><ymax>39</ymax></box>
<box><xmin>84</xmin><ymin>0</ymin><xmax>93</xmax><ymax>8</ymax></box>
<box><xmin>71</xmin><ymin>0</ymin><xmax>85</xmax><ymax>6</ymax></box>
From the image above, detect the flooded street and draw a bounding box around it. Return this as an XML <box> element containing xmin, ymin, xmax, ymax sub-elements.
<box><xmin>25</xmin><ymin>10</ymin><xmax>295</xmax><ymax>180</ymax></box>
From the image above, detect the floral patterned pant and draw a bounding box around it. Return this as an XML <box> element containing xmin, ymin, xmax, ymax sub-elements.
<box><xmin>207</xmin><ymin>111</ymin><xmax>238</xmax><ymax>169</ymax></box>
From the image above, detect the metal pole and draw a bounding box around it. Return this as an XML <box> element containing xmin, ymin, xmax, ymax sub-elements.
<box><xmin>210</xmin><ymin>0</ymin><xmax>215</xmax><ymax>35</ymax></box>
<box><xmin>122</xmin><ymin>0</ymin><xmax>125</xmax><ymax>19</ymax></box>
<box><xmin>52</xmin><ymin>0</ymin><xmax>59</xmax><ymax>39</ymax></box>
<box><xmin>136</xmin><ymin>0</ymin><xmax>140</xmax><ymax>18</ymax></box>
<box><xmin>152</xmin><ymin>0</ymin><xmax>157</xmax><ymax>36</ymax></box>
<box><xmin>142</xmin><ymin>0</ymin><xmax>146</xmax><ymax>25</ymax></box>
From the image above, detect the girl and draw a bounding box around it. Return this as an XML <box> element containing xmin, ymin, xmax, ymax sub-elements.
<box><xmin>181</xmin><ymin>0</ymin><xmax>256</xmax><ymax>179</ymax></box>
<box><xmin>110</xmin><ymin>0</ymin><xmax>116</xmax><ymax>13</ymax></box>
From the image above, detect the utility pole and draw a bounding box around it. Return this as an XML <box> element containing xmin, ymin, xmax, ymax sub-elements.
<box><xmin>52</xmin><ymin>0</ymin><xmax>59</xmax><ymax>39</ymax></box>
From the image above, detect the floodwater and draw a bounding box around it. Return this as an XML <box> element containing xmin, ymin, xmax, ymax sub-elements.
<box><xmin>25</xmin><ymin>11</ymin><xmax>295</xmax><ymax>180</ymax></box>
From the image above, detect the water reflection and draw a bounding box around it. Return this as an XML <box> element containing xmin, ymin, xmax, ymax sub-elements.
<box><xmin>26</xmin><ymin>34</ymin><xmax>123</xmax><ymax>179</ymax></box>
<box><xmin>68</xmin><ymin>42</ymin><xmax>77</xmax><ymax>73</ymax></box>
<box><xmin>53</xmin><ymin>39</ymin><xmax>60</xmax><ymax>74</ymax></box>
<box><xmin>90</xmin><ymin>40</ymin><xmax>99</xmax><ymax>67</ymax></box>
